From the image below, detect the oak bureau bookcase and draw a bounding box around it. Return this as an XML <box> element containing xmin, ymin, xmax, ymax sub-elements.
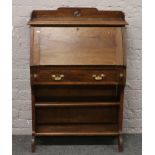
<box><xmin>28</xmin><ymin>7</ymin><xmax>128</xmax><ymax>152</ymax></box>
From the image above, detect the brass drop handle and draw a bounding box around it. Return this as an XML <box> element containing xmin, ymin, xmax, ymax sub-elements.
<box><xmin>51</xmin><ymin>74</ymin><xmax>64</xmax><ymax>81</ymax></box>
<box><xmin>92</xmin><ymin>74</ymin><xmax>106</xmax><ymax>81</ymax></box>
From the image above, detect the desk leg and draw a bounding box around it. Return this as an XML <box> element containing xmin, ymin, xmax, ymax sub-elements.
<box><xmin>31</xmin><ymin>135</ymin><xmax>36</xmax><ymax>153</ymax></box>
<box><xmin>118</xmin><ymin>85</ymin><xmax>124</xmax><ymax>152</ymax></box>
<box><xmin>31</xmin><ymin>86</ymin><xmax>36</xmax><ymax>153</ymax></box>
<box><xmin>118</xmin><ymin>134</ymin><xmax>123</xmax><ymax>152</ymax></box>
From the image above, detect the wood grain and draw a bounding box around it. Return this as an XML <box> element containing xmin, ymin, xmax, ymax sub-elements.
<box><xmin>33</xmin><ymin>27</ymin><xmax>124</xmax><ymax>65</ymax></box>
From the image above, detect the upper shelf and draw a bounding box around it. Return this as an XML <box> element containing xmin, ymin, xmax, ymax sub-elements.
<box><xmin>28</xmin><ymin>7</ymin><xmax>128</xmax><ymax>26</ymax></box>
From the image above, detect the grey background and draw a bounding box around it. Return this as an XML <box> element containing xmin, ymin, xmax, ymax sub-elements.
<box><xmin>12</xmin><ymin>0</ymin><xmax>142</xmax><ymax>134</ymax></box>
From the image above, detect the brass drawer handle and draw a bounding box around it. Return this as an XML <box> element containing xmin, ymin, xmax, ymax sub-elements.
<box><xmin>51</xmin><ymin>74</ymin><xmax>64</xmax><ymax>81</ymax></box>
<box><xmin>92</xmin><ymin>74</ymin><xmax>106</xmax><ymax>81</ymax></box>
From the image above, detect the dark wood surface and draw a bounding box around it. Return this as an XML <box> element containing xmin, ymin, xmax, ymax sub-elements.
<box><xmin>32</xmin><ymin>68</ymin><xmax>123</xmax><ymax>83</ymax></box>
<box><xmin>35</xmin><ymin>102</ymin><xmax>120</xmax><ymax>107</ymax></box>
<box><xmin>36</xmin><ymin>106</ymin><xmax>118</xmax><ymax>124</ymax></box>
<box><xmin>31</xmin><ymin>66</ymin><xmax>126</xmax><ymax>85</ymax></box>
<box><xmin>29</xmin><ymin>7</ymin><xmax>127</xmax><ymax>152</ymax></box>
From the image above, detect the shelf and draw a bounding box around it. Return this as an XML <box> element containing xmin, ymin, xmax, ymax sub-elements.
<box><xmin>35</xmin><ymin>124</ymin><xmax>119</xmax><ymax>136</ymax></box>
<box><xmin>32</xmin><ymin>82</ymin><xmax>119</xmax><ymax>86</ymax></box>
<box><xmin>35</xmin><ymin>102</ymin><xmax>120</xmax><ymax>107</ymax></box>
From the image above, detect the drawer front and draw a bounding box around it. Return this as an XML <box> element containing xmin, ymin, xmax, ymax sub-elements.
<box><xmin>31</xmin><ymin>69</ymin><xmax>124</xmax><ymax>83</ymax></box>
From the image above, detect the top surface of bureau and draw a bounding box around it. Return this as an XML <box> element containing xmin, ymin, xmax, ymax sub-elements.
<box><xmin>28</xmin><ymin>7</ymin><xmax>127</xmax><ymax>66</ymax></box>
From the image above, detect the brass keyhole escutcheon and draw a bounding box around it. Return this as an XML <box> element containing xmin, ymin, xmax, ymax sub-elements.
<box><xmin>51</xmin><ymin>74</ymin><xmax>64</xmax><ymax>81</ymax></box>
<box><xmin>92</xmin><ymin>74</ymin><xmax>106</xmax><ymax>81</ymax></box>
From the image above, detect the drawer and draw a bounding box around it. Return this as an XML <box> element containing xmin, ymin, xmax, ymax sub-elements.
<box><xmin>31</xmin><ymin>68</ymin><xmax>125</xmax><ymax>84</ymax></box>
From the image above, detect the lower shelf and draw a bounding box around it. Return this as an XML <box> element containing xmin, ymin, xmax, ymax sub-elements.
<box><xmin>35</xmin><ymin>102</ymin><xmax>120</xmax><ymax>107</ymax></box>
<box><xmin>35</xmin><ymin>124</ymin><xmax>119</xmax><ymax>136</ymax></box>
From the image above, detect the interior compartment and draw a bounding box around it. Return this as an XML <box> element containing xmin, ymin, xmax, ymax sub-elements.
<box><xmin>34</xmin><ymin>85</ymin><xmax>119</xmax><ymax>102</ymax></box>
<box><xmin>36</xmin><ymin>106</ymin><xmax>118</xmax><ymax>124</ymax></box>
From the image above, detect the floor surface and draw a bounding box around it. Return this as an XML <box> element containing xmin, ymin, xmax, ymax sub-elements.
<box><xmin>12</xmin><ymin>134</ymin><xmax>141</xmax><ymax>155</ymax></box>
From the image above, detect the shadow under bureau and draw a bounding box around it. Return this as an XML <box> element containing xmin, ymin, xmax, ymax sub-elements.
<box><xmin>28</xmin><ymin>7</ymin><xmax>128</xmax><ymax>152</ymax></box>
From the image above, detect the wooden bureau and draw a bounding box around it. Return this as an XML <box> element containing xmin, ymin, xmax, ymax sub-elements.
<box><xmin>28</xmin><ymin>7</ymin><xmax>127</xmax><ymax>152</ymax></box>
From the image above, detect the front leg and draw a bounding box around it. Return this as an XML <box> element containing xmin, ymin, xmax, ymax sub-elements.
<box><xmin>118</xmin><ymin>134</ymin><xmax>123</xmax><ymax>152</ymax></box>
<box><xmin>31</xmin><ymin>135</ymin><xmax>36</xmax><ymax>153</ymax></box>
